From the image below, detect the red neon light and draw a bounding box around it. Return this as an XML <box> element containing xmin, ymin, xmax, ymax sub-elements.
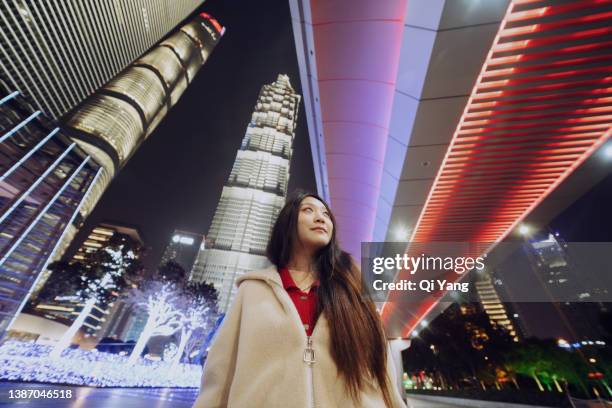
<box><xmin>200</xmin><ymin>12</ymin><xmax>223</xmax><ymax>34</ymax></box>
<box><xmin>381</xmin><ymin>0</ymin><xmax>612</xmax><ymax>337</ymax></box>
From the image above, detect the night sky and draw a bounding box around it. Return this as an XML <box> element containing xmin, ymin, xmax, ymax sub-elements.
<box><xmin>68</xmin><ymin>0</ymin><xmax>317</xmax><ymax>272</ymax></box>
<box><xmin>549</xmin><ymin>168</ymin><xmax>612</xmax><ymax>242</ymax></box>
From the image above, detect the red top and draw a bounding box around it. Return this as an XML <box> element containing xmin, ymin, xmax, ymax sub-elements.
<box><xmin>278</xmin><ymin>267</ymin><xmax>320</xmax><ymax>336</ymax></box>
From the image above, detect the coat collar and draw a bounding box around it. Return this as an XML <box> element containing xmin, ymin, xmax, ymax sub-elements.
<box><xmin>235</xmin><ymin>265</ymin><xmax>327</xmax><ymax>339</ymax></box>
<box><xmin>235</xmin><ymin>265</ymin><xmax>282</xmax><ymax>287</ymax></box>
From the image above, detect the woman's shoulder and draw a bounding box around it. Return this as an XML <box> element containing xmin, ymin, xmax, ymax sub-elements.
<box><xmin>235</xmin><ymin>265</ymin><xmax>280</xmax><ymax>289</ymax></box>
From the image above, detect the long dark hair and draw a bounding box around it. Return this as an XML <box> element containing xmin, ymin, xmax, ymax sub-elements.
<box><xmin>266</xmin><ymin>190</ymin><xmax>394</xmax><ymax>406</ymax></box>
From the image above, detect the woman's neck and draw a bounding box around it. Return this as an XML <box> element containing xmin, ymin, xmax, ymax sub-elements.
<box><xmin>287</xmin><ymin>247</ymin><xmax>316</xmax><ymax>273</ymax></box>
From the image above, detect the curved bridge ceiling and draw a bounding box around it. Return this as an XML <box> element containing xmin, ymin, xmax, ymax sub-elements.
<box><xmin>291</xmin><ymin>0</ymin><xmax>612</xmax><ymax>337</ymax></box>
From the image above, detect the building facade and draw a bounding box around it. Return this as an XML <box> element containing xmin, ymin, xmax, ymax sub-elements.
<box><xmin>0</xmin><ymin>0</ymin><xmax>207</xmax><ymax>120</ymax></box>
<box><xmin>50</xmin><ymin>12</ymin><xmax>224</xmax><ymax>270</ymax></box>
<box><xmin>524</xmin><ymin>232</ymin><xmax>609</xmax><ymax>342</ymax></box>
<box><xmin>473</xmin><ymin>272</ymin><xmax>520</xmax><ymax>342</ymax></box>
<box><xmin>0</xmin><ymin>85</ymin><xmax>102</xmax><ymax>336</ymax></box>
<box><xmin>190</xmin><ymin>75</ymin><xmax>300</xmax><ymax>311</ymax></box>
<box><xmin>22</xmin><ymin>13</ymin><xmax>223</xmax><ymax>297</ymax></box>
<box><xmin>159</xmin><ymin>230</ymin><xmax>204</xmax><ymax>274</ymax></box>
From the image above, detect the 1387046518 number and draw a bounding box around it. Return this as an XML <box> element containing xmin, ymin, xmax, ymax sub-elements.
<box><xmin>8</xmin><ymin>389</ymin><xmax>73</xmax><ymax>399</ymax></box>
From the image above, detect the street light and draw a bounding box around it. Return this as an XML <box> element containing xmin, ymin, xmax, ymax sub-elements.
<box><xmin>393</xmin><ymin>226</ymin><xmax>411</xmax><ymax>242</ymax></box>
<box><xmin>519</xmin><ymin>224</ymin><xmax>530</xmax><ymax>236</ymax></box>
<box><xmin>603</xmin><ymin>144</ymin><xmax>612</xmax><ymax>159</ymax></box>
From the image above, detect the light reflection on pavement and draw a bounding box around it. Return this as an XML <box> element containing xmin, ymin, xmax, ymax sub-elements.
<box><xmin>0</xmin><ymin>383</ymin><xmax>198</xmax><ymax>408</ymax></box>
<box><xmin>406</xmin><ymin>395</ymin><xmax>475</xmax><ymax>408</ymax></box>
<box><xmin>0</xmin><ymin>383</ymin><xmax>478</xmax><ymax>407</ymax></box>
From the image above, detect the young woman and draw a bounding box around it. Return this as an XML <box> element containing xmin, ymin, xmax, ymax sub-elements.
<box><xmin>193</xmin><ymin>191</ymin><xmax>406</xmax><ymax>407</ymax></box>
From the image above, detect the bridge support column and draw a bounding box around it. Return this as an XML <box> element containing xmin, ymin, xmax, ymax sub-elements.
<box><xmin>389</xmin><ymin>338</ymin><xmax>411</xmax><ymax>400</ymax></box>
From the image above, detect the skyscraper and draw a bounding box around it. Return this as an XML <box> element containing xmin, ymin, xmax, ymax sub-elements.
<box><xmin>524</xmin><ymin>232</ymin><xmax>608</xmax><ymax>342</ymax></box>
<box><xmin>159</xmin><ymin>230</ymin><xmax>204</xmax><ymax>274</ymax></box>
<box><xmin>25</xmin><ymin>13</ymin><xmax>224</xmax><ymax>294</ymax></box>
<box><xmin>473</xmin><ymin>272</ymin><xmax>520</xmax><ymax>342</ymax></box>
<box><xmin>0</xmin><ymin>0</ymin><xmax>208</xmax><ymax>120</ymax></box>
<box><xmin>190</xmin><ymin>75</ymin><xmax>301</xmax><ymax>311</ymax></box>
<box><xmin>0</xmin><ymin>84</ymin><xmax>102</xmax><ymax>335</ymax></box>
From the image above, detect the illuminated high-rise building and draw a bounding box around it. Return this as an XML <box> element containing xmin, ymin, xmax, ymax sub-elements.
<box><xmin>524</xmin><ymin>232</ymin><xmax>608</xmax><ymax>342</ymax></box>
<box><xmin>0</xmin><ymin>84</ymin><xmax>102</xmax><ymax>336</ymax></box>
<box><xmin>190</xmin><ymin>75</ymin><xmax>301</xmax><ymax>312</ymax></box>
<box><xmin>0</xmin><ymin>0</ymin><xmax>209</xmax><ymax>120</ymax></box>
<box><xmin>0</xmin><ymin>3</ymin><xmax>224</xmax><ymax>338</ymax></box>
<box><xmin>51</xmin><ymin>12</ymin><xmax>224</xmax><ymax>266</ymax></box>
<box><xmin>474</xmin><ymin>273</ymin><xmax>520</xmax><ymax>342</ymax></box>
<box><xmin>15</xmin><ymin>13</ymin><xmax>224</xmax><ymax>297</ymax></box>
<box><xmin>159</xmin><ymin>230</ymin><xmax>204</xmax><ymax>274</ymax></box>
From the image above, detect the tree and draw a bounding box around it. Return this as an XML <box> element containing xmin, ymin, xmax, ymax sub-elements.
<box><xmin>403</xmin><ymin>302</ymin><xmax>516</xmax><ymax>390</ymax></box>
<box><xmin>183</xmin><ymin>282</ymin><xmax>219</xmax><ymax>363</ymax></box>
<box><xmin>48</xmin><ymin>233</ymin><xmax>144</xmax><ymax>358</ymax></box>
<box><xmin>31</xmin><ymin>261</ymin><xmax>85</xmax><ymax>306</ymax></box>
<box><xmin>505</xmin><ymin>339</ymin><xmax>591</xmax><ymax>397</ymax></box>
<box><xmin>157</xmin><ymin>260</ymin><xmax>187</xmax><ymax>283</ymax></box>
<box><xmin>170</xmin><ymin>282</ymin><xmax>218</xmax><ymax>366</ymax></box>
<box><xmin>124</xmin><ymin>281</ymin><xmax>184</xmax><ymax>365</ymax></box>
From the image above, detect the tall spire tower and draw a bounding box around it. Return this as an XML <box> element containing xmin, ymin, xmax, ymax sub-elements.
<box><xmin>190</xmin><ymin>74</ymin><xmax>300</xmax><ymax>312</ymax></box>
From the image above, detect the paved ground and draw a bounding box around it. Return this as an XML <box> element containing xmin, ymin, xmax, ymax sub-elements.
<box><xmin>0</xmin><ymin>383</ymin><xmax>476</xmax><ymax>407</ymax></box>
<box><xmin>0</xmin><ymin>383</ymin><xmax>198</xmax><ymax>408</ymax></box>
<box><xmin>406</xmin><ymin>395</ymin><xmax>476</xmax><ymax>408</ymax></box>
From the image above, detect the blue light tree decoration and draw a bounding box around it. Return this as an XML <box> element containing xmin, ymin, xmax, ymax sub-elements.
<box><xmin>172</xmin><ymin>293</ymin><xmax>210</xmax><ymax>367</ymax></box>
<box><xmin>49</xmin><ymin>242</ymin><xmax>140</xmax><ymax>359</ymax></box>
<box><xmin>124</xmin><ymin>281</ymin><xmax>184</xmax><ymax>365</ymax></box>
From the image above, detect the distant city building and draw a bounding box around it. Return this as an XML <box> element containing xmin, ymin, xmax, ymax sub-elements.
<box><xmin>473</xmin><ymin>272</ymin><xmax>520</xmax><ymax>342</ymax></box>
<box><xmin>34</xmin><ymin>223</ymin><xmax>144</xmax><ymax>338</ymax></box>
<box><xmin>159</xmin><ymin>230</ymin><xmax>204</xmax><ymax>274</ymax></box>
<box><xmin>70</xmin><ymin>224</ymin><xmax>143</xmax><ymax>265</ymax></box>
<box><xmin>0</xmin><ymin>0</ymin><xmax>209</xmax><ymax>120</ymax></box>
<box><xmin>524</xmin><ymin>231</ymin><xmax>608</xmax><ymax>342</ymax></box>
<box><xmin>190</xmin><ymin>75</ymin><xmax>301</xmax><ymax>311</ymax></box>
<box><xmin>0</xmin><ymin>84</ymin><xmax>102</xmax><ymax>336</ymax></box>
<box><xmin>528</xmin><ymin>233</ymin><xmax>571</xmax><ymax>293</ymax></box>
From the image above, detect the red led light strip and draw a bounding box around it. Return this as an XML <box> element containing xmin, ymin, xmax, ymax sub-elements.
<box><xmin>200</xmin><ymin>12</ymin><xmax>224</xmax><ymax>34</ymax></box>
<box><xmin>381</xmin><ymin>0</ymin><xmax>612</xmax><ymax>337</ymax></box>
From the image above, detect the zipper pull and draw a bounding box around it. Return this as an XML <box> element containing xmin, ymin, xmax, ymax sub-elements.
<box><xmin>303</xmin><ymin>336</ymin><xmax>316</xmax><ymax>365</ymax></box>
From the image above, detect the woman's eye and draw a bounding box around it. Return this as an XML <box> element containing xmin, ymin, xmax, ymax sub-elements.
<box><xmin>303</xmin><ymin>207</ymin><xmax>313</xmax><ymax>213</ymax></box>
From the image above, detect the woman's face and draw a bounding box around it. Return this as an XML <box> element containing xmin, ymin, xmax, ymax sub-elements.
<box><xmin>296</xmin><ymin>196</ymin><xmax>334</xmax><ymax>251</ymax></box>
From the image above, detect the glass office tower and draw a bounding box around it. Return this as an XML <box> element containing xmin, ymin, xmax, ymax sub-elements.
<box><xmin>0</xmin><ymin>83</ymin><xmax>102</xmax><ymax>336</ymax></box>
<box><xmin>0</xmin><ymin>0</ymin><xmax>207</xmax><ymax>120</ymax></box>
<box><xmin>190</xmin><ymin>75</ymin><xmax>300</xmax><ymax>312</ymax></box>
<box><xmin>36</xmin><ymin>13</ymin><xmax>224</xmax><ymax>291</ymax></box>
<box><xmin>0</xmin><ymin>5</ymin><xmax>224</xmax><ymax>334</ymax></box>
<box><xmin>159</xmin><ymin>230</ymin><xmax>205</xmax><ymax>273</ymax></box>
